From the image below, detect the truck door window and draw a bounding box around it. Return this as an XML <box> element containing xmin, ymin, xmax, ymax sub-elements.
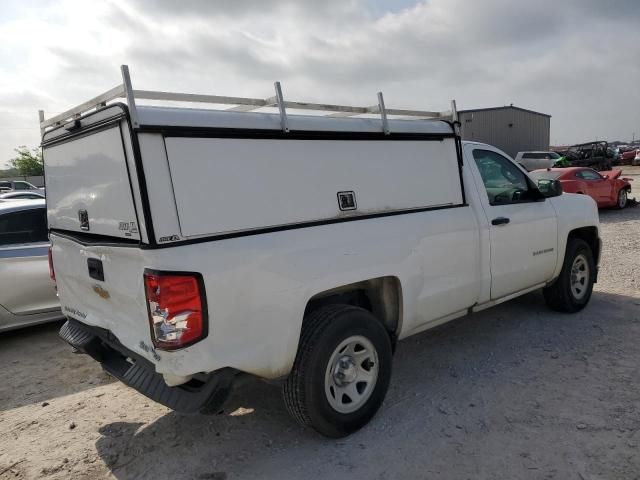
<box><xmin>472</xmin><ymin>149</ymin><xmax>533</xmax><ymax>205</ymax></box>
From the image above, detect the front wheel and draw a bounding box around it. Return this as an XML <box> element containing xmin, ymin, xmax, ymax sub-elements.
<box><xmin>616</xmin><ymin>189</ymin><xmax>628</xmax><ymax>209</ymax></box>
<box><xmin>543</xmin><ymin>238</ymin><xmax>595</xmax><ymax>312</ymax></box>
<box><xmin>283</xmin><ymin>304</ymin><xmax>392</xmax><ymax>438</ymax></box>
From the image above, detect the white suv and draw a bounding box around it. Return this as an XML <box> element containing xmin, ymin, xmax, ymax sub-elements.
<box><xmin>515</xmin><ymin>151</ymin><xmax>563</xmax><ymax>171</ymax></box>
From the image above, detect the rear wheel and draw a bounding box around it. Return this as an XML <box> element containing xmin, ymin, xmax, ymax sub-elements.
<box><xmin>616</xmin><ymin>188</ymin><xmax>628</xmax><ymax>209</ymax></box>
<box><xmin>543</xmin><ymin>238</ymin><xmax>595</xmax><ymax>312</ymax></box>
<box><xmin>283</xmin><ymin>304</ymin><xmax>392</xmax><ymax>438</ymax></box>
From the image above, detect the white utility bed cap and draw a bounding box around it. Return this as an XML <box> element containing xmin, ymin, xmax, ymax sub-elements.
<box><xmin>40</xmin><ymin>65</ymin><xmax>463</xmax><ymax>243</ymax></box>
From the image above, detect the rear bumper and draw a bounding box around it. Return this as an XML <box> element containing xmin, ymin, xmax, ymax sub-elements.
<box><xmin>59</xmin><ymin>319</ymin><xmax>234</xmax><ymax>414</ymax></box>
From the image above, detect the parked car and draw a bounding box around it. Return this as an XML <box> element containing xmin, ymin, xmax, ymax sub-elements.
<box><xmin>633</xmin><ymin>150</ymin><xmax>640</xmax><ymax>166</ymax></box>
<box><xmin>0</xmin><ymin>190</ymin><xmax>45</xmax><ymax>201</ymax></box>
<box><xmin>45</xmin><ymin>70</ymin><xmax>600</xmax><ymax>438</ymax></box>
<box><xmin>0</xmin><ymin>180</ymin><xmax>42</xmax><ymax>193</ymax></box>
<box><xmin>619</xmin><ymin>149</ymin><xmax>639</xmax><ymax>165</ymax></box>
<box><xmin>530</xmin><ymin>167</ymin><xmax>632</xmax><ymax>209</ymax></box>
<box><xmin>0</xmin><ymin>199</ymin><xmax>63</xmax><ymax>332</ymax></box>
<box><xmin>514</xmin><ymin>151</ymin><xmax>566</xmax><ymax>171</ymax></box>
<box><xmin>608</xmin><ymin>146</ymin><xmax>621</xmax><ymax>165</ymax></box>
<box><xmin>564</xmin><ymin>141</ymin><xmax>613</xmax><ymax>170</ymax></box>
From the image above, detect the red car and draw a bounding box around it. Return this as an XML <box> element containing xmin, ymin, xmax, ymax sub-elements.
<box><xmin>619</xmin><ymin>149</ymin><xmax>639</xmax><ymax>165</ymax></box>
<box><xmin>531</xmin><ymin>167</ymin><xmax>632</xmax><ymax>209</ymax></box>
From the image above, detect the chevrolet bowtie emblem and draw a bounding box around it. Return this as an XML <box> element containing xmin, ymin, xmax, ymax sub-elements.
<box><xmin>92</xmin><ymin>284</ymin><xmax>110</xmax><ymax>299</ymax></box>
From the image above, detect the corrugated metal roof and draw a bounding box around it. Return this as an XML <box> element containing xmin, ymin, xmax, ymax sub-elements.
<box><xmin>458</xmin><ymin>105</ymin><xmax>551</xmax><ymax>118</ymax></box>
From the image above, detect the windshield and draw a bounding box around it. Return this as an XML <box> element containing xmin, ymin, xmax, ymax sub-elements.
<box><xmin>549</xmin><ymin>152</ymin><xmax>561</xmax><ymax>159</ymax></box>
<box><xmin>529</xmin><ymin>171</ymin><xmax>563</xmax><ymax>181</ymax></box>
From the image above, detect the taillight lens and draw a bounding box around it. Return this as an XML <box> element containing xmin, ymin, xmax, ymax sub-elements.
<box><xmin>143</xmin><ymin>271</ymin><xmax>208</xmax><ymax>350</ymax></box>
<box><xmin>48</xmin><ymin>247</ymin><xmax>55</xmax><ymax>282</ymax></box>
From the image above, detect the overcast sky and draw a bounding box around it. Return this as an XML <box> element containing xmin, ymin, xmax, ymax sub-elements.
<box><xmin>1</xmin><ymin>0</ymin><xmax>639</xmax><ymax>167</ymax></box>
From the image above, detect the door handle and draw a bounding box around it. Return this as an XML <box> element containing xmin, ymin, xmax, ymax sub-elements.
<box><xmin>491</xmin><ymin>217</ymin><xmax>510</xmax><ymax>226</ymax></box>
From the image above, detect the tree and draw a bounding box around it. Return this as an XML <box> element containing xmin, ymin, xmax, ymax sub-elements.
<box><xmin>0</xmin><ymin>167</ymin><xmax>20</xmax><ymax>179</ymax></box>
<box><xmin>9</xmin><ymin>146</ymin><xmax>44</xmax><ymax>176</ymax></box>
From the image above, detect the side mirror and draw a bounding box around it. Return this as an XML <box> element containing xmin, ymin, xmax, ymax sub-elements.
<box><xmin>537</xmin><ymin>179</ymin><xmax>563</xmax><ymax>198</ymax></box>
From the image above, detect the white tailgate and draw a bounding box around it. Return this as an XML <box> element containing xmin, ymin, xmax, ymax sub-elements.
<box><xmin>164</xmin><ymin>138</ymin><xmax>463</xmax><ymax>238</ymax></box>
<box><xmin>50</xmin><ymin>234</ymin><xmax>152</xmax><ymax>360</ymax></box>
<box><xmin>44</xmin><ymin>125</ymin><xmax>141</xmax><ymax>240</ymax></box>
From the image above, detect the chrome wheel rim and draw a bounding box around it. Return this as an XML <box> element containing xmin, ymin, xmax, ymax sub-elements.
<box><xmin>570</xmin><ymin>254</ymin><xmax>590</xmax><ymax>300</ymax></box>
<box><xmin>324</xmin><ymin>335</ymin><xmax>379</xmax><ymax>414</ymax></box>
<box><xmin>618</xmin><ymin>189</ymin><xmax>627</xmax><ymax>208</ymax></box>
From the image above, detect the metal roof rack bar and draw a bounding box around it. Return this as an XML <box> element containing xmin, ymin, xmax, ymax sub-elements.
<box><xmin>121</xmin><ymin>65</ymin><xmax>139</xmax><ymax>129</ymax></box>
<box><xmin>450</xmin><ymin>99</ymin><xmax>459</xmax><ymax>135</ymax></box>
<box><xmin>377</xmin><ymin>92</ymin><xmax>389</xmax><ymax>135</ymax></box>
<box><xmin>40</xmin><ymin>84</ymin><xmax>125</xmax><ymax>131</ymax></box>
<box><xmin>273</xmin><ymin>81</ymin><xmax>289</xmax><ymax>133</ymax></box>
<box><xmin>39</xmin><ymin>64</ymin><xmax>459</xmax><ymax>134</ymax></box>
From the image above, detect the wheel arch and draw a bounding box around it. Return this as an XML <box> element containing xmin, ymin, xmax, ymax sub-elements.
<box><xmin>303</xmin><ymin>276</ymin><xmax>403</xmax><ymax>345</ymax></box>
<box><xmin>567</xmin><ymin>226</ymin><xmax>600</xmax><ymax>268</ymax></box>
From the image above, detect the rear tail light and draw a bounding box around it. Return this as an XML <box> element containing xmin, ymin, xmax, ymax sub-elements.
<box><xmin>143</xmin><ymin>270</ymin><xmax>208</xmax><ymax>350</ymax></box>
<box><xmin>48</xmin><ymin>247</ymin><xmax>55</xmax><ymax>282</ymax></box>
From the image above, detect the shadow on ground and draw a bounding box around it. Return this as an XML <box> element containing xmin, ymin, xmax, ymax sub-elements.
<box><xmin>95</xmin><ymin>290</ymin><xmax>640</xmax><ymax>480</ymax></box>
<box><xmin>0</xmin><ymin>321</ymin><xmax>114</xmax><ymax>411</ymax></box>
<box><xmin>598</xmin><ymin>203</ymin><xmax>640</xmax><ymax>224</ymax></box>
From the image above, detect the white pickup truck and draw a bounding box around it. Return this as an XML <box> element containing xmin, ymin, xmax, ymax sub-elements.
<box><xmin>42</xmin><ymin>67</ymin><xmax>600</xmax><ymax>438</ymax></box>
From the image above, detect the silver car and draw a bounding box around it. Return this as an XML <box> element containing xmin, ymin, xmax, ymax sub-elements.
<box><xmin>0</xmin><ymin>180</ymin><xmax>42</xmax><ymax>193</ymax></box>
<box><xmin>0</xmin><ymin>199</ymin><xmax>63</xmax><ymax>331</ymax></box>
<box><xmin>0</xmin><ymin>190</ymin><xmax>46</xmax><ymax>201</ymax></box>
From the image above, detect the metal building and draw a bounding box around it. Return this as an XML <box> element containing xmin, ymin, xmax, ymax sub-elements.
<box><xmin>458</xmin><ymin>106</ymin><xmax>551</xmax><ymax>158</ymax></box>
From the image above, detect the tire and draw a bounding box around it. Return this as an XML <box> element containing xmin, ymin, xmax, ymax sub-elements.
<box><xmin>543</xmin><ymin>238</ymin><xmax>595</xmax><ymax>313</ymax></box>
<box><xmin>616</xmin><ymin>188</ymin><xmax>628</xmax><ymax>209</ymax></box>
<box><xmin>283</xmin><ymin>304</ymin><xmax>392</xmax><ymax>438</ymax></box>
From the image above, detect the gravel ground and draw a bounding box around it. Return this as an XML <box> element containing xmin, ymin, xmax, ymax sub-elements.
<box><xmin>1</xmin><ymin>169</ymin><xmax>639</xmax><ymax>480</ymax></box>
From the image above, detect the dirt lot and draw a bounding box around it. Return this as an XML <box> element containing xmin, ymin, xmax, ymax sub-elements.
<box><xmin>1</xmin><ymin>170</ymin><xmax>639</xmax><ymax>480</ymax></box>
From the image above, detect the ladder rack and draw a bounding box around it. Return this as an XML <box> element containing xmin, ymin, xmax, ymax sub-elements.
<box><xmin>39</xmin><ymin>65</ymin><xmax>459</xmax><ymax>135</ymax></box>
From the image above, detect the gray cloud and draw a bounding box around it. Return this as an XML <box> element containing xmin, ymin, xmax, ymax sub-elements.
<box><xmin>126</xmin><ymin>0</ymin><xmax>363</xmax><ymax>20</ymax></box>
<box><xmin>1</xmin><ymin>0</ymin><xmax>639</xmax><ymax>166</ymax></box>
